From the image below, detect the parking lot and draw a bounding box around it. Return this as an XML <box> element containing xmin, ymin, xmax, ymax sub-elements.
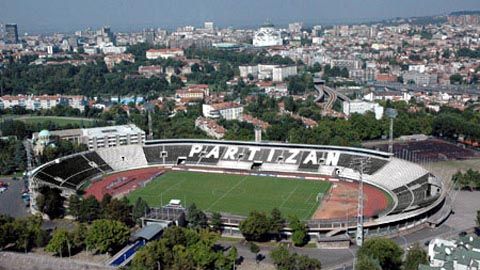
<box><xmin>0</xmin><ymin>177</ymin><xmax>30</xmax><ymax>218</ymax></box>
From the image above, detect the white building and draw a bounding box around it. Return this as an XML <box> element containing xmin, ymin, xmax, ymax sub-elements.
<box><xmin>81</xmin><ymin>124</ymin><xmax>146</xmax><ymax>150</ymax></box>
<box><xmin>32</xmin><ymin>124</ymin><xmax>146</xmax><ymax>151</ymax></box>
<box><xmin>99</xmin><ymin>43</ymin><xmax>127</xmax><ymax>54</ymax></box>
<box><xmin>257</xmin><ymin>64</ymin><xmax>297</xmax><ymax>81</ymax></box>
<box><xmin>273</xmin><ymin>66</ymin><xmax>298</xmax><ymax>82</ymax></box>
<box><xmin>403</xmin><ymin>71</ymin><xmax>437</xmax><ymax>86</ymax></box>
<box><xmin>343</xmin><ymin>100</ymin><xmax>384</xmax><ymax>120</ymax></box>
<box><xmin>253</xmin><ymin>26</ymin><xmax>283</xmax><ymax>47</ymax></box>
<box><xmin>420</xmin><ymin>236</ymin><xmax>480</xmax><ymax>270</ymax></box>
<box><xmin>239</xmin><ymin>65</ymin><xmax>259</xmax><ymax>79</ymax></box>
<box><xmin>288</xmin><ymin>22</ymin><xmax>303</xmax><ymax>33</ymax></box>
<box><xmin>202</xmin><ymin>102</ymin><xmax>244</xmax><ymax>120</ymax></box>
<box><xmin>146</xmin><ymin>48</ymin><xmax>184</xmax><ymax>59</ymax></box>
<box><xmin>204</xmin><ymin>22</ymin><xmax>214</xmax><ymax>31</ymax></box>
<box><xmin>0</xmin><ymin>94</ymin><xmax>86</xmax><ymax>112</ymax></box>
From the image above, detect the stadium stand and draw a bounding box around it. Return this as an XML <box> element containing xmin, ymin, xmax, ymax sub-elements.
<box><xmin>337</xmin><ymin>154</ymin><xmax>388</xmax><ymax>175</ymax></box>
<box><xmin>41</xmin><ymin>155</ymin><xmax>89</xmax><ymax>181</ymax></box>
<box><xmin>143</xmin><ymin>146</ymin><xmax>163</xmax><ymax>164</ymax></box>
<box><xmin>391</xmin><ymin>186</ymin><xmax>414</xmax><ymax>213</ymax></box>
<box><xmin>162</xmin><ymin>145</ymin><xmax>191</xmax><ymax>164</ymax></box>
<box><xmin>367</xmin><ymin>158</ymin><xmax>429</xmax><ymax>190</ymax></box>
<box><xmin>35</xmin><ymin>154</ymin><xmax>103</xmax><ymax>189</ymax></box>
<box><xmin>197</xmin><ymin>146</ymin><xmax>225</xmax><ymax>165</ymax></box>
<box><xmin>297</xmin><ymin>151</ymin><xmax>321</xmax><ymax>172</ymax></box>
<box><xmin>97</xmin><ymin>145</ymin><xmax>148</xmax><ymax>171</ymax></box>
<box><xmin>83</xmin><ymin>152</ymin><xmax>113</xmax><ymax>172</ymax></box>
<box><xmin>34</xmin><ymin>171</ymin><xmax>76</xmax><ymax>189</ymax></box>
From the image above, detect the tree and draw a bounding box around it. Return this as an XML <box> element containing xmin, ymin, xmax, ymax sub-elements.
<box><xmin>71</xmin><ymin>223</ymin><xmax>87</xmax><ymax>250</ymax></box>
<box><xmin>289</xmin><ymin>215</ymin><xmax>309</xmax><ymax>246</ymax></box>
<box><xmin>45</xmin><ymin>228</ymin><xmax>72</xmax><ymax>257</ymax></box>
<box><xmin>210</xmin><ymin>212</ymin><xmax>223</xmax><ymax>232</ymax></box>
<box><xmin>131</xmin><ymin>226</ymin><xmax>231</xmax><ymax>270</ymax></box>
<box><xmin>271</xmin><ymin>245</ymin><xmax>296</xmax><ymax>270</ymax></box>
<box><xmin>357</xmin><ymin>237</ymin><xmax>403</xmax><ymax>270</ymax></box>
<box><xmin>85</xmin><ymin>219</ymin><xmax>130</xmax><ymax>254</ymax></box>
<box><xmin>450</xmin><ymin>73</ymin><xmax>464</xmax><ymax>84</ymax></box>
<box><xmin>404</xmin><ymin>242</ymin><xmax>428</xmax><ymax>270</ymax></box>
<box><xmin>187</xmin><ymin>203</ymin><xmax>208</xmax><ymax>229</ymax></box>
<box><xmin>239</xmin><ymin>211</ymin><xmax>271</xmax><ymax>241</ymax></box>
<box><xmin>270</xmin><ymin>208</ymin><xmax>285</xmax><ymax>240</ymax></box>
<box><xmin>0</xmin><ymin>215</ymin><xmax>46</xmax><ymax>252</ymax></box>
<box><xmin>77</xmin><ymin>196</ymin><xmax>101</xmax><ymax>223</ymax></box>
<box><xmin>36</xmin><ymin>186</ymin><xmax>64</xmax><ymax>219</ymax></box>
<box><xmin>103</xmin><ymin>197</ymin><xmax>133</xmax><ymax>226</ymax></box>
<box><xmin>132</xmin><ymin>197</ymin><xmax>149</xmax><ymax>224</ymax></box>
<box><xmin>226</xmin><ymin>246</ymin><xmax>238</xmax><ymax>268</ymax></box>
<box><xmin>271</xmin><ymin>245</ymin><xmax>321</xmax><ymax>270</ymax></box>
<box><xmin>356</xmin><ymin>255</ymin><xmax>381</xmax><ymax>270</ymax></box>
<box><xmin>68</xmin><ymin>195</ymin><xmax>81</xmax><ymax>219</ymax></box>
<box><xmin>296</xmin><ymin>254</ymin><xmax>322</xmax><ymax>270</ymax></box>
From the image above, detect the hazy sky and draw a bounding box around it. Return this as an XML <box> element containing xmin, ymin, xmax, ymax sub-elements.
<box><xmin>1</xmin><ymin>0</ymin><xmax>480</xmax><ymax>33</ymax></box>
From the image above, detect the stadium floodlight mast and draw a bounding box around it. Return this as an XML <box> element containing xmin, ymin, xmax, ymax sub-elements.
<box><xmin>145</xmin><ymin>103</ymin><xmax>155</xmax><ymax>140</ymax></box>
<box><xmin>386</xmin><ymin>108</ymin><xmax>398</xmax><ymax>153</ymax></box>
<box><xmin>350</xmin><ymin>156</ymin><xmax>371</xmax><ymax>247</ymax></box>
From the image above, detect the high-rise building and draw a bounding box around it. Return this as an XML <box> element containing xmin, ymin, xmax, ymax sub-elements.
<box><xmin>288</xmin><ymin>22</ymin><xmax>303</xmax><ymax>33</ymax></box>
<box><xmin>143</xmin><ymin>28</ymin><xmax>156</xmax><ymax>44</ymax></box>
<box><xmin>5</xmin><ymin>23</ymin><xmax>19</xmax><ymax>44</ymax></box>
<box><xmin>204</xmin><ymin>21</ymin><xmax>214</xmax><ymax>31</ymax></box>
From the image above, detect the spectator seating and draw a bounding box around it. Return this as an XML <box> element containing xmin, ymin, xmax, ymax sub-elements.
<box><xmin>83</xmin><ymin>152</ymin><xmax>113</xmax><ymax>172</ymax></box>
<box><xmin>367</xmin><ymin>158</ymin><xmax>429</xmax><ymax>190</ymax></box>
<box><xmin>97</xmin><ymin>145</ymin><xmax>148</xmax><ymax>171</ymax></box>
<box><xmin>143</xmin><ymin>146</ymin><xmax>163</xmax><ymax>164</ymax></box>
<box><xmin>163</xmin><ymin>145</ymin><xmax>191</xmax><ymax>164</ymax></box>
<box><xmin>36</xmin><ymin>154</ymin><xmax>103</xmax><ymax>189</ymax></box>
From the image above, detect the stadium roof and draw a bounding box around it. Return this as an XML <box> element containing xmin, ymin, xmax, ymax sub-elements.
<box><xmin>81</xmin><ymin>124</ymin><xmax>145</xmax><ymax>138</ymax></box>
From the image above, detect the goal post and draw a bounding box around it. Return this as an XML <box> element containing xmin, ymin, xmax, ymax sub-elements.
<box><xmin>316</xmin><ymin>192</ymin><xmax>324</xmax><ymax>202</ymax></box>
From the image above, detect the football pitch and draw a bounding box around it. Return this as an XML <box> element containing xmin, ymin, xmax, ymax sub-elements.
<box><xmin>128</xmin><ymin>171</ymin><xmax>332</xmax><ymax>220</ymax></box>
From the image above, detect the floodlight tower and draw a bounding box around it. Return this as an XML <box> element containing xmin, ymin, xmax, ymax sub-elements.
<box><xmin>386</xmin><ymin>108</ymin><xmax>398</xmax><ymax>153</ymax></box>
<box><xmin>351</xmin><ymin>157</ymin><xmax>370</xmax><ymax>247</ymax></box>
<box><xmin>145</xmin><ymin>103</ymin><xmax>155</xmax><ymax>140</ymax></box>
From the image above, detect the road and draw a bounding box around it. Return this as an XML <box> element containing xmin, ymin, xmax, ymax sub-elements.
<box><xmin>0</xmin><ymin>177</ymin><xmax>29</xmax><ymax>218</ymax></box>
<box><xmin>370</xmin><ymin>82</ymin><xmax>480</xmax><ymax>95</ymax></box>
<box><xmin>314</xmin><ymin>84</ymin><xmax>350</xmax><ymax>112</ymax></box>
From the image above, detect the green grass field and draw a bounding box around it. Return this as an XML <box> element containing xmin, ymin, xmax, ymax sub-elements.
<box><xmin>128</xmin><ymin>171</ymin><xmax>332</xmax><ymax>220</ymax></box>
<box><xmin>1</xmin><ymin>115</ymin><xmax>97</xmax><ymax>127</ymax></box>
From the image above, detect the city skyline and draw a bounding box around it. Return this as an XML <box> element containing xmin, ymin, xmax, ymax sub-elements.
<box><xmin>1</xmin><ymin>0</ymin><xmax>480</xmax><ymax>33</ymax></box>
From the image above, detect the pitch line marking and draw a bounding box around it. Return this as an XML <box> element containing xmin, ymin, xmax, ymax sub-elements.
<box><xmin>206</xmin><ymin>175</ymin><xmax>249</xmax><ymax>211</ymax></box>
<box><xmin>278</xmin><ymin>185</ymin><xmax>299</xmax><ymax>209</ymax></box>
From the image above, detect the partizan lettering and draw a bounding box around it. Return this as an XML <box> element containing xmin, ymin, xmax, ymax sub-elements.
<box><xmin>187</xmin><ymin>145</ymin><xmax>340</xmax><ymax>166</ymax></box>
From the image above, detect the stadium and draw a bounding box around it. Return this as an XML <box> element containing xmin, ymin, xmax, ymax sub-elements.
<box><xmin>29</xmin><ymin>139</ymin><xmax>449</xmax><ymax>238</ymax></box>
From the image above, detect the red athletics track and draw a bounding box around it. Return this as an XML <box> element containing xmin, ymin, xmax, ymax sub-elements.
<box><xmin>313</xmin><ymin>181</ymin><xmax>389</xmax><ymax>220</ymax></box>
<box><xmin>84</xmin><ymin>167</ymin><xmax>164</xmax><ymax>200</ymax></box>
